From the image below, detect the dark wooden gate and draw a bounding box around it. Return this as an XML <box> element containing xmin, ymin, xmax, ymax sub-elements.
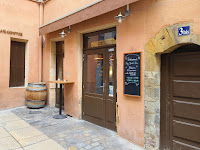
<box><xmin>161</xmin><ymin>44</ymin><xmax>200</xmax><ymax>149</ymax></box>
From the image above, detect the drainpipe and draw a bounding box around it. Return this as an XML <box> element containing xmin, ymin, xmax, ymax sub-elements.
<box><xmin>39</xmin><ymin>0</ymin><xmax>44</xmax><ymax>82</ymax></box>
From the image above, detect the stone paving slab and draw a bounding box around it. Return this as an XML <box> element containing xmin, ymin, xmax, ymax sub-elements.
<box><xmin>4</xmin><ymin>120</ymin><xmax>30</xmax><ymax>131</ymax></box>
<box><xmin>10</xmin><ymin>126</ymin><xmax>44</xmax><ymax>140</ymax></box>
<box><xmin>23</xmin><ymin>139</ymin><xmax>65</xmax><ymax>150</ymax></box>
<box><xmin>0</xmin><ymin>136</ymin><xmax>21</xmax><ymax>150</ymax></box>
<box><xmin>18</xmin><ymin>134</ymin><xmax>49</xmax><ymax>147</ymax></box>
<box><xmin>0</xmin><ymin>111</ymin><xmax>21</xmax><ymax>123</ymax></box>
<box><xmin>0</xmin><ymin>127</ymin><xmax>10</xmax><ymax>138</ymax></box>
<box><xmin>0</xmin><ymin>107</ymin><xmax>145</xmax><ymax>150</ymax></box>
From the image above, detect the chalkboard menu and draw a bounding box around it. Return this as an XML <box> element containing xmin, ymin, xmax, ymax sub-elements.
<box><xmin>124</xmin><ymin>52</ymin><xmax>141</xmax><ymax>96</ymax></box>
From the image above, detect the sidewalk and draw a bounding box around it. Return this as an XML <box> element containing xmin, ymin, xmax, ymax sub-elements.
<box><xmin>0</xmin><ymin>107</ymin><xmax>144</xmax><ymax>150</ymax></box>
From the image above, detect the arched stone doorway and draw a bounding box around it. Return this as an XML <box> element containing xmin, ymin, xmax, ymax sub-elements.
<box><xmin>144</xmin><ymin>23</ymin><xmax>200</xmax><ymax>149</ymax></box>
<box><xmin>160</xmin><ymin>44</ymin><xmax>200</xmax><ymax>149</ymax></box>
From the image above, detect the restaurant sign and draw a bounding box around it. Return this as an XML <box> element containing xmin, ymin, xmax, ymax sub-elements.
<box><xmin>178</xmin><ymin>26</ymin><xmax>190</xmax><ymax>36</ymax></box>
<box><xmin>91</xmin><ymin>38</ymin><xmax>116</xmax><ymax>47</ymax></box>
<box><xmin>0</xmin><ymin>29</ymin><xmax>23</xmax><ymax>36</ymax></box>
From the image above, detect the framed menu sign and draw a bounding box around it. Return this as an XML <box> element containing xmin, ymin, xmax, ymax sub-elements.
<box><xmin>124</xmin><ymin>52</ymin><xmax>141</xmax><ymax>97</ymax></box>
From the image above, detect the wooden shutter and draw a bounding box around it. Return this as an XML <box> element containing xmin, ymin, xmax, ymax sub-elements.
<box><xmin>9</xmin><ymin>41</ymin><xmax>25</xmax><ymax>87</ymax></box>
<box><xmin>9</xmin><ymin>42</ymin><xmax>17</xmax><ymax>87</ymax></box>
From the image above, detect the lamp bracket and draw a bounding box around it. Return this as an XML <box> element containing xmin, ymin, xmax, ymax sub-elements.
<box><xmin>125</xmin><ymin>4</ymin><xmax>130</xmax><ymax>17</ymax></box>
<box><xmin>125</xmin><ymin>10</ymin><xmax>130</xmax><ymax>17</ymax></box>
<box><xmin>68</xmin><ymin>25</ymin><xmax>71</xmax><ymax>33</ymax></box>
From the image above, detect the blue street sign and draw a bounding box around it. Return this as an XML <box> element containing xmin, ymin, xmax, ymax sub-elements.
<box><xmin>178</xmin><ymin>26</ymin><xmax>190</xmax><ymax>36</ymax></box>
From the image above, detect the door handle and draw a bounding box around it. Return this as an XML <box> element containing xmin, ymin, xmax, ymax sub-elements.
<box><xmin>103</xmin><ymin>83</ymin><xmax>105</xmax><ymax>93</ymax></box>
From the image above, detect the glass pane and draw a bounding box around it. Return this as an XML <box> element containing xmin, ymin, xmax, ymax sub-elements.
<box><xmin>86</xmin><ymin>54</ymin><xmax>103</xmax><ymax>94</ymax></box>
<box><xmin>108</xmin><ymin>51</ymin><xmax>114</xmax><ymax>97</ymax></box>
<box><xmin>87</xmin><ymin>31</ymin><xmax>116</xmax><ymax>48</ymax></box>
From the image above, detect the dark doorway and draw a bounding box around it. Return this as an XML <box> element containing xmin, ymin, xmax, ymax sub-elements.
<box><xmin>56</xmin><ymin>41</ymin><xmax>64</xmax><ymax>108</ymax></box>
<box><xmin>161</xmin><ymin>44</ymin><xmax>200</xmax><ymax>149</ymax></box>
<box><xmin>82</xmin><ymin>28</ymin><xmax>117</xmax><ymax>131</ymax></box>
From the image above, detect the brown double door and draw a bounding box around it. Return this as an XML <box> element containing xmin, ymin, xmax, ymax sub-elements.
<box><xmin>83</xmin><ymin>47</ymin><xmax>116</xmax><ymax>131</ymax></box>
<box><xmin>161</xmin><ymin>44</ymin><xmax>200</xmax><ymax>149</ymax></box>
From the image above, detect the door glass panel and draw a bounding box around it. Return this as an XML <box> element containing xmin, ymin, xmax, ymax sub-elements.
<box><xmin>86</xmin><ymin>54</ymin><xmax>103</xmax><ymax>94</ymax></box>
<box><xmin>108</xmin><ymin>51</ymin><xmax>114</xmax><ymax>97</ymax></box>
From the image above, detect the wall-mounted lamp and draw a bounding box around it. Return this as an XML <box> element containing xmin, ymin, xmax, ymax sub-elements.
<box><xmin>59</xmin><ymin>30</ymin><xmax>66</xmax><ymax>38</ymax></box>
<box><xmin>115</xmin><ymin>5</ymin><xmax>130</xmax><ymax>23</ymax></box>
<box><xmin>115</xmin><ymin>12</ymin><xmax>126</xmax><ymax>23</ymax></box>
<box><xmin>59</xmin><ymin>26</ymin><xmax>71</xmax><ymax>37</ymax></box>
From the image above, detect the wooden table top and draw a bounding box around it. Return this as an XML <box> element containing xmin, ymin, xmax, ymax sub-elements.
<box><xmin>48</xmin><ymin>80</ymin><xmax>74</xmax><ymax>84</ymax></box>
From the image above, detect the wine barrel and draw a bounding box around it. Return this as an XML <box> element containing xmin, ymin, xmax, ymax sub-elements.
<box><xmin>26</xmin><ymin>82</ymin><xmax>47</xmax><ymax>108</ymax></box>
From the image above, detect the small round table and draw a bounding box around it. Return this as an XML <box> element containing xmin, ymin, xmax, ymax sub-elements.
<box><xmin>49</xmin><ymin>80</ymin><xmax>74</xmax><ymax>119</ymax></box>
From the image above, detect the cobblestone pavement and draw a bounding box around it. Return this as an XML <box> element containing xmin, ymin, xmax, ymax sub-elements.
<box><xmin>0</xmin><ymin>107</ymin><xmax>144</xmax><ymax>150</ymax></box>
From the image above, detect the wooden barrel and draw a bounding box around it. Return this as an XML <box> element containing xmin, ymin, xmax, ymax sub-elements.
<box><xmin>26</xmin><ymin>82</ymin><xmax>47</xmax><ymax>108</ymax></box>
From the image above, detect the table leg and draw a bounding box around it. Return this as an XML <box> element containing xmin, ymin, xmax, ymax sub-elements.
<box><xmin>53</xmin><ymin>83</ymin><xmax>67</xmax><ymax>119</ymax></box>
<box><xmin>59</xmin><ymin>83</ymin><xmax>62</xmax><ymax>115</ymax></box>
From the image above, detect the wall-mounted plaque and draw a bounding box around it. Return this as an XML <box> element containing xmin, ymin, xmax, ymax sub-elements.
<box><xmin>124</xmin><ymin>52</ymin><xmax>141</xmax><ymax>97</ymax></box>
<box><xmin>178</xmin><ymin>26</ymin><xmax>190</xmax><ymax>36</ymax></box>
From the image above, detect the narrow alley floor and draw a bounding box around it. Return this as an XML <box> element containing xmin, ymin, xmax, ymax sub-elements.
<box><xmin>0</xmin><ymin>107</ymin><xmax>144</xmax><ymax>150</ymax></box>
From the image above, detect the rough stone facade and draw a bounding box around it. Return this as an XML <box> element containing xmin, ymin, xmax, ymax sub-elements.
<box><xmin>144</xmin><ymin>22</ymin><xmax>200</xmax><ymax>149</ymax></box>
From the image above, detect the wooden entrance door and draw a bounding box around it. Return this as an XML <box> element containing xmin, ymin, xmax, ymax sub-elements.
<box><xmin>83</xmin><ymin>47</ymin><xmax>116</xmax><ymax>131</ymax></box>
<box><xmin>161</xmin><ymin>44</ymin><xmax>200</xmax><ymax>150</ymax></box>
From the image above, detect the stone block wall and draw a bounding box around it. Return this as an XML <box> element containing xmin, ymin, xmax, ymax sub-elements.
<box><xmin>144</xmin><ymin>71</ymin><xmax>160</xmax><ymax>149</ymax></box>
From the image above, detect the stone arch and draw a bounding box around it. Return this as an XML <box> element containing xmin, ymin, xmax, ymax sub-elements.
<box><xmin>144</xmin><ymin>23</ymin><xmax>200</xmax><ymax>149</ymax></box>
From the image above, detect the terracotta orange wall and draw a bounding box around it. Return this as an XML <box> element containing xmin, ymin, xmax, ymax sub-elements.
<box><xmin>42</xmin><ymin>0</ymin><xmax>200</xmax><ymax>148</ymax></box>
<box><xmin>43</xmin><ymin>0</ymin><xmax>98</xmax><ymax>24</ymax></box>
<box><xmin>43</xmin><ymin>4</ymin><xmax>145</xmax><ymax>146</ymax></box>
<box><xmin>140</xmin><ymin>0</ymin><xmax>200</xmax><ymax>42</ymax></box>
<box><xmin>0</xmin><ymin>0</ymin><xmax>41</xmax><ymax>110</ymax></box>
<box><xmin>116</xmin><ymin>7</ymin><xmax>145</xmax><ymax>148</ymax></box>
